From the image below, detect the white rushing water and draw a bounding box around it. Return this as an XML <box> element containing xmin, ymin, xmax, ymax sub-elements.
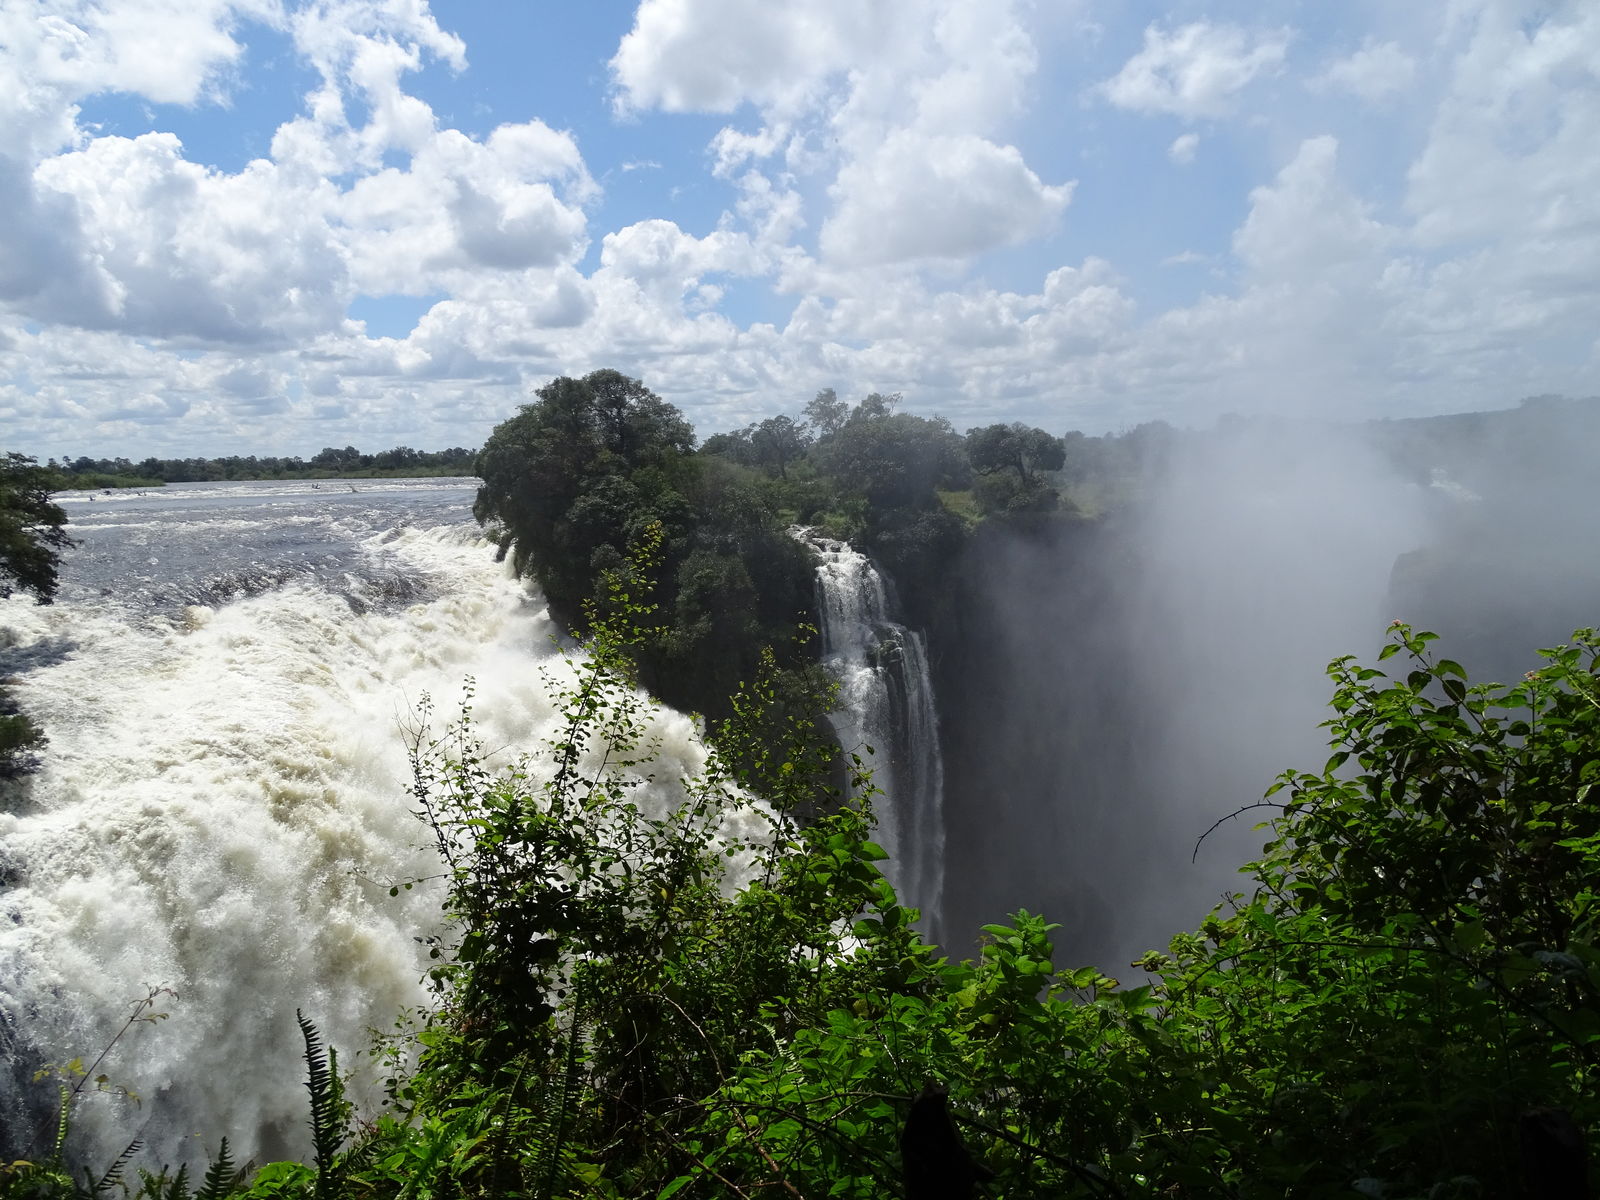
<box><xmin>797</xmin><ymin>531</ymin><xmax>945</xmax><ymax>933</ymax></box>
<box><xmin>0</xmin><ymin>484</ymin><xmax>744</xmax><ymax>1167</ymax></box>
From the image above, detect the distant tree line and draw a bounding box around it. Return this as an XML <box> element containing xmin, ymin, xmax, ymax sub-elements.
<box><xmin>42</xmin><ymin>445</ymin><xmax>479</xmax><ymax>486</ymax></box>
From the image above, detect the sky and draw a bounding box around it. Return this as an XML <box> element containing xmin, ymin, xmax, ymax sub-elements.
<box><xmin>2</xmin><ymin>0</ymin><xmax>1597</xmax><ymax>459</ymax></box>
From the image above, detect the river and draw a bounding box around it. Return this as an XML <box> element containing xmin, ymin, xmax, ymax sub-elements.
<box><xmin>0</xmin><ymin>479</ymin><xmax>722</xmax><ymax>1166</ymax></box>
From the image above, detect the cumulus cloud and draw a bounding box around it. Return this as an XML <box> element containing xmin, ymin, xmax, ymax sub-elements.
<box><xmin>341</xmin><ymin>122</ymin><xmax>593</xmax><ymax>294</ymax></box>
<box><xmin>609</xmin><ymin>0</ymin><xmax>883</xmax><ymax>116</ymax></box>
<box><xmin>614</xmin><ymin>0</ymin><xmax>1060</xmax><ymax>273</ymax></box>
<box><xmin>269</xmin><ymin>0</ymin><xmax>467</xmax><ymax>173</ymax></box>
<box><xmin>32</xmin><ymin>133</ymin><xmax>348</xmax><ymax>343</ymax></box>
<box><xmin>0</xmin><ymin>153</ymin><xmax>110</xmax><ymax>320</ymax></box>
<box><xmin>1407</xmin><ymin>4</ymin><xmax>1600</xmax><ymax>250</ymax></box>
<box><xmin>1233</xmin><ymin>136</ymin><xmax>1392</xmax><ymax>282</ymax></box>
<box><xmin>1310</xmin><ymin>39</ymin><xmax>1417</xmax><ymax>102</ymax></box>
<box><xmin>1098</xmin><ymin>21</ymin><xmax>1290</xmax><ymax>119</ymax></box>
<box><xmin>600</xmin><ymin>219</ymin><xmax>761</xmax><ymax>289</ymax></box>
<box><xmin>0</xmin><ymin>0</ymin><xmax>274</xmax><ymax>157</ymax></box>
<box><xmin>1</xmin><ymin>0</ymin><xmax>596</xmax><ymax>353</ymax></box>
<box><xmin>3</xmin><ymin>0</ymin><xmax>1598</xmax><ymax>458</ymax></box>
<box><xmin>820</xmin><ymin>132</ymin><xmax>1072</xmax><ymax>265</ymax></box>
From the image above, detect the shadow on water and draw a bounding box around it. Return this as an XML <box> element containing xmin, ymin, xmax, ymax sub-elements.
<box><xmin>0</xmin><ymin>635</ymin><xmax>79</xmax><ymax>677</ymax></box>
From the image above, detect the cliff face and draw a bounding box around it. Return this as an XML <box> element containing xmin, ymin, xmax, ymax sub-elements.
<box><xmin>928</xmin><ymin>476</ymin><xmax>1599</xmax><ymax>970</ymax></box>
<box><xmin>929</xmin><ymin>515</ymin><xmax>1194</xmax><ymax>969</ymax></box>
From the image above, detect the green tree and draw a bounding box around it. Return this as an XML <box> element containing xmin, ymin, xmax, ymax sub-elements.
<box><xmin>473</xmin><ymin>371</ymin><xmax>818</xmax><ymax>731</ymax></box>
<box><xmin>803</xmin><ymin>387</ymin><xmax>849</xmax><ymax>437</ymax></box>
<box><xmin>964</xmin><ymin>421</ymin><xmax>1064</xmax><ymax>488</ymax></box>
<box><xmin>748</xmin><ymin>414</ymin><xmax>810</xmax><ymax>479</ymax></box>
<box><xmin>473</xmin><ymin>370</ymin><xmax>696</xmax><ymax>624</ymax></box>
<box><xmin>811</xmin><ymin>411</ymin><xmax>967</xmax><ymax>510</ymax></box>
<box><xmin>0</xmin><ymin>452</ymin><xmax>74</xmax><ymax>603</ymax></box>
<box><xmin>0</xmin><ymin>452</ymin><xmax>71</xmax><ymax>772</ymax></box>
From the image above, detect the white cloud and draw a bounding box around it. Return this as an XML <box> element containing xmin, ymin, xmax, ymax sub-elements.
<box><xmin>0</xmin><ymin>0</ymin><xmax>276</xmax><ymax>157</ymax></box>
<box><xmin>1233</xmin><ymin>137</ymin><xmax>1392</xmax><ymax>282</ymax></box>
<box><xmin>1407</xmin><ymin>3</ymin><xmax>1600</xmax><ymax>250</ymax></box>
<box><xmin>4</xmin><ymin>0</ymin><xmax>1599</xmax><ymax>457</ymax></box>
<box><xmin>1310</xmin><ymin>39</ymin><xmax>1417</xmax><ymax>103</ymax></box>
<box><xmin>1098</xmin><ymin>21</ymin><xmax>1289</xmax><ymax>119</ymax></box>
<box><xmin>0</xmin><ymin>152</ymin><xmax>110</xmax><ymax>321</ymax></box>
<box><xmin>32</xmin><ymin>133</ymin><xmax>348</xmax><ymax>344</ymax></box>
<box><xmin>614</xmin><ymin>0</ymin><xmax>1059</xmax><ymax>274</ymax></box>
<box><xmin>609</xmin><ymin>0</ymin><xmax>883</xmax><ymax>116</ymax></box>
<box><xmin>598</xmin><ymin>218</ymin><xmax>764</xmax><ymax>302</ymax></box>
<box><xmin>266</xmin><ymin>0</ymin><xmax>467</xmax><ymax>175</ymax></box>
<box><xmin>820</xmin><ymin>132</ymin><xmax>1072</xmax><ymax>266</ymax></box>
<box><xmin>1</xmin><ymin>0</ymin><xmax>594</xmax><ymax>350</ymax></box>
<box><xmin>341</xmin><ymin>123</ymin><xmax>593</xmax><ymax>294</ymax></box>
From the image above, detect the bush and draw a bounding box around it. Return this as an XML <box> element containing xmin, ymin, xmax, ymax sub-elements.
<box><xmin>16</xmin><ymin>613</ymin><xmax>1599</xmax><ymax>1198</ymax></box>
<box><xmin>0</xmin><ymin>709</ymin><xmax>45</xmax><ymax>773</ymax></box>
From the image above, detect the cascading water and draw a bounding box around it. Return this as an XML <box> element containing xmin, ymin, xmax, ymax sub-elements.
<box><xmin>0</xmin><ymin>480</ymin><xmax>754</xmax><ymax>1168</ymax></box>
<box><xmin>795</xmin><ymin>530</ymin><xmax>945</xmax><ymax>934</ymax></box>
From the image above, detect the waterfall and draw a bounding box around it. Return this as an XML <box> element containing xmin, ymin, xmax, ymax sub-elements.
<box><xmin>0</xmin><ymin>498</ymin><xmax>760</xmax><ymax>1169</ymax></box>
<box><xmin>795</xmin><ymin>530</ymin><xmax>945</xmax><ymax>932</ymax></box>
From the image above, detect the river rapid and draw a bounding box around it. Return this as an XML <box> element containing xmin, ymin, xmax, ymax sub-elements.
<box><xmin>0</xmin><ymin>479</ymin><xmax>728</xmax><ymax>1167</ymax></box>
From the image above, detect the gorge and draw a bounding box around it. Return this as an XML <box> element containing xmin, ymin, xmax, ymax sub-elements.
<box><xmin>2</xmin><ymin>396</ymin><xmax>1598</xmax><ymax>1184</ymax></box>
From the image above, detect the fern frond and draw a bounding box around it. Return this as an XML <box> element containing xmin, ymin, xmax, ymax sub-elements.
<box><xmin>297</xmin><ymin>1010</ymin><xmax>346</xmax><ymax>1200</ymax></box>
<box><xmin>533</xmin><ymin>986</ymin><xmax>588</xmax><ymax>1199</ymax></box>
<box><xmin>195</xmin><ymin>1138</ymin><xmax>238</xmax><ymax>1200</ymax></box>
<box><xmin>160</xmin><ymin>1162</ymin><xmax>191</xmax><ymax>1200</ymax></box>
<box><xmin>52</xmin><ymin>1082</ymin><xmax>71</xmax><ymax>1163</ymax></box>
<box><xmin>88</xmin><ymin>1137</ymin><xmax>142</xmax><ymax>1195</ymax></box>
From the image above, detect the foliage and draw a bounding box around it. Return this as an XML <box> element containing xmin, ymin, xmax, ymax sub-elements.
<box><xmin>802</xmin><ymin>388</ymin><xmax>849</xmax><ymax>438</ymax></box>
<box><xmin>0</xmin><ymin>452</ymin><xmax>75</xmax><ymax>603</ymax></box>
<box><xmin>964</xmin><ymin>421</ymin><xmax>1065</xmax><ymax>488</ymax></box>
<box><xmin>0</xmin><ymin>707</ymin><xmax>46</xmax><ymax>774</ymax></box>
<box><xmin>0</xmin><ymin>451</ymin><xmax>75</xmax><ymax>773</ymax></box>
<box><xmin>473</xmin><ymin>368</ymin><xmax>1159</xmax><ymax>724</ymax></box>
<box><xmin>9</xmin><ymin>616</ymin><xmax>1600</xmax><ymax>1198</ymax></box>
<box><xmin>472</xmin><ymin>372</ymin><xmax>818</xmax><ymax>731</ymax></box>
<box><xmin>809</xmin><ymin>411</ymin><xmax>968</xmax><ymax>511</ymax></box>
<box><xmin>701</xmin><ymin>417</ymin><xmax>811</xmax><ymax>479</ymax></box>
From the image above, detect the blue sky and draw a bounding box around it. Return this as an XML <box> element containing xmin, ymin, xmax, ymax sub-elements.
<box><xmin>2</xmin><ymin>0</ymin><xmax>1597</xmax><ymax>457</ymax></box>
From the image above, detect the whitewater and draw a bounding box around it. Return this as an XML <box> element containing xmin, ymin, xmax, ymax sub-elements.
<box><xmin>797</xmin><ymin>530</ymin><xmax>945</xmax><ymax>939</ymax></box>
<box><xmin>0</xmin><ymin>479</ymin><xmax>738</xmax><ymax>1167</ymax></box>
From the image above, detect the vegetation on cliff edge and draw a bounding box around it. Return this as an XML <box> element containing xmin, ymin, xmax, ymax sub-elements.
<box><xmin>7</xmin><ymin>595</ymin><xmax>1599</xmax><ymax>1197</ymax></box>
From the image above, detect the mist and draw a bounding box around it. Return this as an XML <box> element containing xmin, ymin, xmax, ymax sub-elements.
<box><xmin>935</xmin><ymin>401</ymin><xmax>1600</xmax><ymax>972</ymax></box>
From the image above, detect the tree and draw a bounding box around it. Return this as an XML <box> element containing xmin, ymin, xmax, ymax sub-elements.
<box><xmin>749</xmin><ymin>414</ymin><xmax>811</xmax><ymax>479</ymax></box>
<box><xmin>583</xmin><ymin>368</ymin><xmax>694</xmax><ymax>464</ymax></box>
<box><xmin>804</xmin><ymin>387</ymin><xmax>849</xmax><ymax>437</ymax></box>
<box><xmin>811</xmin><ymin>412</ymin><xmax>967</xmax><ymax>509</ymax></box>
<box><xmin>698</xmin><ymin>426</ymin><xmax>757</xmax><ymax>466</ymax></box>
<box><xmin>849</xmin><ymin>391</ymin><xmax>900</xmax><ymax>423</ymax></box>
<box><xmin>0</xmin><ymin>452</ymin><xmax>74</xmax><ymax>603</ymax></box>
<box><xmin>473</xmin><ymin>370</ymin><xmax>697</xmax><ymax>623</ymax></box>
<box><xmin>964</xmin><ymin>422</ymin><xmax>1064</xmax><ymax>488</ymax></box>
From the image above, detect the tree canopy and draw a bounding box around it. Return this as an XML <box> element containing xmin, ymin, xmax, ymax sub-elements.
<box><xmin>0</xmin><ymin>452</ymin><xmax>74</xmax><ymax>603</ymax></box>
<box><xmin>16</xmin><ymin>609</ymin><xmax>1600</xmax><ymax>1198</ymax></box>
<box><xmin>472</xmin><ymin>370</ymin><xmax>818</xmax><ymax>728</ymax></box>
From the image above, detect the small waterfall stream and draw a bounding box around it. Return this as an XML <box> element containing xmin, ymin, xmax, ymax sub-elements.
<box><xmin>795</xmin><ymin>530</ymin><xmax>945</xmax><ymax>932</ymax></box>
